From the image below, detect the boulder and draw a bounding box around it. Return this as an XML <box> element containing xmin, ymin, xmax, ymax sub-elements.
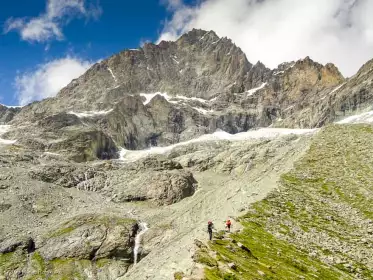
<box><xmin>112</xmin><ymin>170</ymin><xmax>197</xmax><ymax>205</ymax></box>
<box><xmin>39</xmin><ymin>214</ymin><xmax>137</xmax><ymax>261</ymax></box>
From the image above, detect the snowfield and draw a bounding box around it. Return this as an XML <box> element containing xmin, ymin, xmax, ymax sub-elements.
<box><xmin>68</xmin><ymin>110</ymin><xmax>113</xmax><ymax>118</ymax></box>
<box><xmin>246</xmin><ymin>82</ymin><xmax>267</xmax><ymax>96</ymax></box>
<box><xmin>140</xmin><ymin>93</ymin><xmax>178</xmax><ymax>105</ymax></box>
<box><xmin>337</xmin><ymin>110</ymin><xmax>373</xmax><ymax>124</ymax></box>
<box><xmin>119</xmin><ymin>127</ymin><xmax>316</xmax><ymax>162</ymax></box>
<box><xmin>139</xmin><ymin>92</ymin><xmax>210</xmax><ymax>106</ymax></box>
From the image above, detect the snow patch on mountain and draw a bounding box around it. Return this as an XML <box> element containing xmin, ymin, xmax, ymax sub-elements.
<box><xmin>119</xmin><ymin>127</ymin><xmax>316</xmax><ymax>162</ymax></box>
<box><xmin>175</xmin><ymin>95</ymin><xmax>208</xmax><ymax>103</ymax></box>
<box><xmin>246</xmin><ymin>83</ymin><xmax>267</xmax><ymax>96</ymax></box>
<box><xmin>140</xmin><ymin>93</ymin><xmax>178</xmax><ymax>105</ymax></box>
<box><xmin>199</xmin><ymin>31</ymin><xmax>211</xmax><ymax>41</ymax></box>
<box><xmin>329</xmin><ymin>83</ymin><xmax>346</xmax><ymax>95</ymax></box>
<box><xmin>69</xmin><ymin>110</ymin><xmax>113</xmax><ymax>118</ymax></box>
<box><xmin>192</xmin><ymin>107</ymin><xmax>214</xmax><ymax>114</ymax></box>
<box><xmin>107</xmin><ymin>67</ymin><xmax>117</xmax><ymax>83</ymax></box>
<box><xmin>140</xmin><ymin>93</ymin><xmax>210</xmax><ymax>106</ymax></box>
<box><xmin>171</xmin><ymin>56</ymin><xmax>180</xmax><ymax>64</ymax></box>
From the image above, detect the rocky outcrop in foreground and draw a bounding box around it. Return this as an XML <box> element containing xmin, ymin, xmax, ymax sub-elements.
<box><xmin>0</xmin><ymin>214</ymin><xmax>138</xmax><ymax>279</ymax></box>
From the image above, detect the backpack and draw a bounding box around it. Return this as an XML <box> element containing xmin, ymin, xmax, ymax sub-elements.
<box><xmin>208</xmin><ymin>223</ymin><xmax>213</xmax><ymax>231</ymax></box>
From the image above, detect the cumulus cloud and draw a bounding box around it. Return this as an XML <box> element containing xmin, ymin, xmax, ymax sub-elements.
<box><xmin>159</xmin><ymin>0</ymin><xmax>373</xmax><ymax>76</ymax></box>
<box><xmin>15</xmin><ymin>57</ymin><xmax>92</xmax><ymax>106</ymax></box>
<box><xmin>4</xmin><ymin>0</ymin><xmax>102</xmax><ymax>42</ymax></box>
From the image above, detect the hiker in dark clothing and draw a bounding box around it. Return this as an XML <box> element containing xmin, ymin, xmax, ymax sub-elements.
<box><xmin>207</xmin><ymin>221</ymin><xmax>214</xmax><ymax>240</ymax></box>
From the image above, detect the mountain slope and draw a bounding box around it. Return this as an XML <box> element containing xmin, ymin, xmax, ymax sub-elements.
<box><xmin>196</xmin><ymin>124</ymin><xmax>373</xmax><ymax>279</ymax></box>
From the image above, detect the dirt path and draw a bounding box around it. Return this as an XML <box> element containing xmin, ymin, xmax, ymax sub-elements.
<box><xmin>121</xmin><ymin>135</ymin><xmax>312</xmax><ymax>280</ymax></box>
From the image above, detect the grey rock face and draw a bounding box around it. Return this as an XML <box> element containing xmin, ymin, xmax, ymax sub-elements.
<box><xmin>7</xmin><ymin>30</ymin><xmax>367</xmax><ymax>155</ymax></box>
<box><xmin>12</xmin><ymin>29</ymin><xmax>251</xmax><ymax>120</ymax></box>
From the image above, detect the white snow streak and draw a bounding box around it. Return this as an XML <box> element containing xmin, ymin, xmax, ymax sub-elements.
<box><xmin>273</xmin><ymin>71</ymin><xmax>284</xmax><ymax>76</ymax></box>
<box><xmin>199</xmin><ymin>31</ymin><xmax>211</xmax><ymax>41</ymax></box>
<box><xmin>329</xmin><ymin>83</ymin><xmax>346</xmax><ymax>95</ymax></box>
<box><xmin>139</xmin><ymin>93</ymin><xmax>210</xmax><ymax>106</ymax></box>
<box><xmin>43</xmin><ymin>151</ymin><xmax>61</xmax><ymax>156</ymax></box>
<box><xmin>211</xmin><ymin>38</ymin><xmax>221</xmax><ymax>44</ymax></box>
<box><xmin>140</xmin><ymin>93</ymin><xmax>178</xmax><ymax>105</ymax></box>
<box><xmin>69</xmin><ymin>109</ymin><xmax>113</xmax><ymax>118</ymax></box>
<box><xmin>175</xmin><ymin>95</ymin><xmax>208</xmax><ymax>103</ymax></box>
<box><xmin>246</xmin><ymin>83</ymin><xmax>267</xmax><ymax>96</ymax></box>
<box><xmin>119</xmin><ymin>128</ymin><xmax>316</xmax><ymax>162</ymax></box>
<box><xmin>107</xmin><ymin>67</ymin><xmax>117</xmax><ymax>83</ymax></box>
<box><xmin>171</xmin><ymin>57</ymin><xmax>180</xmax><ymax>64</ymax></box>
<box><xmin>192</xmin><ymin>107</ymin><xmax>214</xmax><ymax>114</ymax></box>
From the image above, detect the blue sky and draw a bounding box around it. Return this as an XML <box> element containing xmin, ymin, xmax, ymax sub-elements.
<box><xmin>0</xmin><ymin>0</ymin><xmax>194</xmax><ymax>106</ymax></box>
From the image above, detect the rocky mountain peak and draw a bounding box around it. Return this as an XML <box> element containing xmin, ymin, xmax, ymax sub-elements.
<box><xmin>276</xmin><ymin>56</ymin><xmax>345</xmax><ymax>88</ymax></box>
<box><xmin>176</xmin><ymin>28</ymin><xmax>220</xmax><ymax>45</ymax></box>
<box><xmin>354</xmin><ymin>57</ymin><xmax>373</xmax><ymax>77</ymax></box>
<box><xmin>0</xmin><ymin>104</ymin><xmax>21</xmax><ymax>124</ymax></box>
<box><xmin>5</xmin><ymin>29</ymin><xmax>373</xmax><ymax>160</ymax></box>
<box><xmin>13</xmin><ymin>29</ymin><xmax>252</xmax><ymax>123</ymax></box>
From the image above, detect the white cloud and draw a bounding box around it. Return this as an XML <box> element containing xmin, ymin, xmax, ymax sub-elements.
<box><xmin>4</xmin><ymin>0</ymin><xmax>102</xmax><ymax>42</ymax></box>
<box><xmin>159</xmin><ymin>0</ymin><xmax>373</xmax><ymax>77</ymax></box>
<box><xmin>15</xmin><ymin>57</ymin><xmax>92</xmax><ymax>106</ymax></box>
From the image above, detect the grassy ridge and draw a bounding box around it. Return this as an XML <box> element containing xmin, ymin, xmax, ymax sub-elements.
<box><xmin>196</xmin><ymin>125</ymin><xmax>373</xmax><ymax>280</ymax></box>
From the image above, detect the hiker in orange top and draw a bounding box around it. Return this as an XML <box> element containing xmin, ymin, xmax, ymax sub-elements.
<box><xmin>226</xmin><ymin>219</ymin><xmax>232</xmax><ymax>232</ymax></box>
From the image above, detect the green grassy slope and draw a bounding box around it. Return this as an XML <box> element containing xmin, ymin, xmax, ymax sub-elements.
<box><xmin>196</xmin><ymin>125</ymin><xmax>373</xmax><ymax>280</ymax></box>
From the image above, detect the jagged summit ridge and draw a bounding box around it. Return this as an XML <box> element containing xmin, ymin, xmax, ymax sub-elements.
<box><xmin>4</xmin><ymin>28</ymin><xmax>373</xmax><ymax>158</ymax></box>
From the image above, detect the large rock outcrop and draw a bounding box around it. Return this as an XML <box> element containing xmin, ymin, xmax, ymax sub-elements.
<box><xmin>0</xmin><ymin>214</ymin><xmax>139</xmax><ymax>279</ymax></box>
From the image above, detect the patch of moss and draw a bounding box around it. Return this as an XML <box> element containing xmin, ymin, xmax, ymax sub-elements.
<box><xmin>96</xmin><ymin>258</ymin><xmax>110</xmax><ymax>268</ymax></box>
<box><xmin>30</xmin><ymin>252</ymin><xmax>46</xmax><ymax>277</ymax></box>
<box><xmin>174</xmin><ymin>271</ymin><xmax>185</xmax><ymax>280</ymax></box>
<box><xmin>0</xmin><ymin>251</ymin><xmax>27</xmax><ymax>275</ymax></box>
<box><xmin>49</xmin><ymin>258</ymin><xmax>90</xmax><ymax>280</ymax></box>
<box><xmin>204</xmin><ymin>268</ymin><xmax>223</xmax><ymax>280</ymax></box>
<box><xmin>194</xmin><ymin>250</ymin><xmax>218</xmax><ymax>267</ymax></box>
<box><xmin>47</xmin><ymin>214</ymin><xmax>136</xmax><ymax>239</ymax></box>
<box><xmin>48</xmin><ymin>226</ymin><xmax>75</xmax><ymax>238</ymax></box>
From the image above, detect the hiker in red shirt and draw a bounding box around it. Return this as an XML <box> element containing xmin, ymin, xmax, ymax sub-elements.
<box><xmin>226</xmin><ymin>219</ymin><xmax>232</xmax><ymax>232</ymax></box>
